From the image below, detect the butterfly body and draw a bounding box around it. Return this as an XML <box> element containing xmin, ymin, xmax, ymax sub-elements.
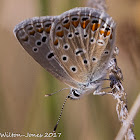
<box><xmin>14</xmin><ymin>7</ymin><xmax>116</xmax><ymax>100</ymax></box>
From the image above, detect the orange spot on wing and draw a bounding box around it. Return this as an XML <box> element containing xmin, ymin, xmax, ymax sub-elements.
<box><xmin>81</xmin><ymin>20</ymin><xmax>90</xmax><ymax>29</ymax></box>
<box><xmin>91</xmin><ymin>23</ymin><xmax>100</xmax><ymax>31</ymax></box>
<box><xmin>29</xmin><ymin>30</ymin><xmax>35</xmax><ymax>35</ymax></box>
<box><xmin>72</xmin><ymin>20</ymin><xmax>79</xmax><ymax>28</ymax></box>
<box><xmin>63</xmin><ymin>22</ymin><xmax>70</xmax><ymax>29</ymax></box>
<box><xmin>46</xmin><ymin>26</ymin><xmax>51</xmax><ymax>33</ymax></box>
<box><xmin>110</xmin><ymin>34</ymin><xmax>113</xmax><ymax>39</ymax></box>
<box><xmin>54</xmin><ymin>39</ymin><xmax>58</xmax><ymax>46</ymax></box>
<box><xmin>83</xmin><ymin>21</ymin><xmax>86</xmax><ymax>28</ymax></box>
<box><xmin>100</xmin><ymin>30</ymin><xmax>111</xmax><ymax>37</ymax></box>
<box><xmin>106</xmin><ymin>31</ymin><xmax>110</xmax><ymax>36</ymax></box>
<box><xmin>36</xmin><ymin>28</ymin><xmax>43</xmax><ymax>33</ymax></box>
<box><xmin>100</xmin><ymin>30</ymin><xmax>105</xmax><ymax>35</ymax></box>
<box><xmin>56</xmin><ymin>31</ymin><xmax>64</xmax><ymax>37</ymax></box>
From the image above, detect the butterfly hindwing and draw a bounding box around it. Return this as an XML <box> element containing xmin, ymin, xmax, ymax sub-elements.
<box><xmin>14</xmin><ymin>16</ymin><xmax>79</xmax><ymax>88</ymax></box>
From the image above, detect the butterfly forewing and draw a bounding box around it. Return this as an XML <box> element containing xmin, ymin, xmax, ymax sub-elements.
<box><xmin>14</xmin><ymin>16</ymin><xmax>79</xmax><ymax>88</ymax></box>
<box><xmin>51</xmin><ymin>7</ymin><xmax>116</xmax><ymax>83</ymax></box>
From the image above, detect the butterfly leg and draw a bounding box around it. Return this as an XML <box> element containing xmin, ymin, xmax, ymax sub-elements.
<box><xmin>93</xmin><ymin>90</ymin><xmax>106</xmax><ymax>95</ymax></box>
<box><xmin>93</xmin><ymin>90</ymin><xmax>112</xmax><ymax>96</ymax></box>
<box><xmin>93</xmin><ymin>49</ymin><xmax>123</xmax><ymax>96</ymax></box>
<box><xmin>93</xmin><ymin>85</ymin><xmax>112</xmax><ymax>96</ymax></box>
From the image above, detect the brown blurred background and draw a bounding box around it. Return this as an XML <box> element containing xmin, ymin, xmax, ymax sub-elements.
<box><xmin>0</xmin><ymin>0</ymin><xmax>140</xmax><ymax>140</ymax></box>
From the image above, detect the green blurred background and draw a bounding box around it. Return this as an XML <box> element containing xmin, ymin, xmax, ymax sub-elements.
<box><xmin>0</xmin><ymin>0</ymin><xmax>140</xmax><ymax>139</ymax></box>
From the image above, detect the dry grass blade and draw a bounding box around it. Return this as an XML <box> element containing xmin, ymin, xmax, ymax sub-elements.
<box><xmin>115</xmin><ymin>94</ymin><xmax>140</xmax><ymax>140</ymax></box>
<box><xmin>108</xmin><ymin>52</ymin><xmax>135</xmax><ymax>140</ymax></box>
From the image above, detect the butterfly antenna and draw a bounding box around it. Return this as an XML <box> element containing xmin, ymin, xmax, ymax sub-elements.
<box><xmin>45</xmin><ymin>88</ymin><xmax>70</xmax><ymax>97</ymax></box>
<box><xmin>53</xmin><ymin>93</ymin><xmax>70</xmax><ymax>132</ymax></box>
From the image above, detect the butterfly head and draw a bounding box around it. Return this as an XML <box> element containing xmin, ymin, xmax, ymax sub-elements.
<box><xmin>68</xmin><ymin>78</ymin><xmax>103</xmax><ymax>100</ymax></box>
<box><xmin>68</xmin><ymin>88</ymin><xmax>96</xmax><ymax>100</ymax></box>
<box><xmin>68</xmin><ymin>89</ymin><xmax>81</xmax><ymax>100</ymax></box>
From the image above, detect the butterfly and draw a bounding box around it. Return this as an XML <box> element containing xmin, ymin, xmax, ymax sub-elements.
<box><xmin>14</xmin><ymin>7</ymin><xmax>116</xmax><ymax>131</ymax></box>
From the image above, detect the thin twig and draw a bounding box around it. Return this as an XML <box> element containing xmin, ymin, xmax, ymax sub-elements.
<box><xmin>108</xmin><ymin>52</ymin><xmax>136</xmax><ymax>140</ymax></box>
<box><xmin>115</xmin><ymin>94</ymin><xmax>140</xmax><ymax>140</ymax></box>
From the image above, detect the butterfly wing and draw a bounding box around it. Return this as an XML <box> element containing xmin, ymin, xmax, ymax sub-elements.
<box><xmin>50</xmin><ymin>7</ymin><xmax>116</xmax><ymax>84</ymax></box>
<box><xmin>14</xmin><ymin>16</ymin><xmax>79</xmax><ymax>88</ymax></box>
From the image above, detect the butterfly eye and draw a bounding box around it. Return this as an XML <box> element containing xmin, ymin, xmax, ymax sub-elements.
<box><xmin>72</xmin><ymin>89</ymin><xmax>80</xmax><ymax>97</ymax></box>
